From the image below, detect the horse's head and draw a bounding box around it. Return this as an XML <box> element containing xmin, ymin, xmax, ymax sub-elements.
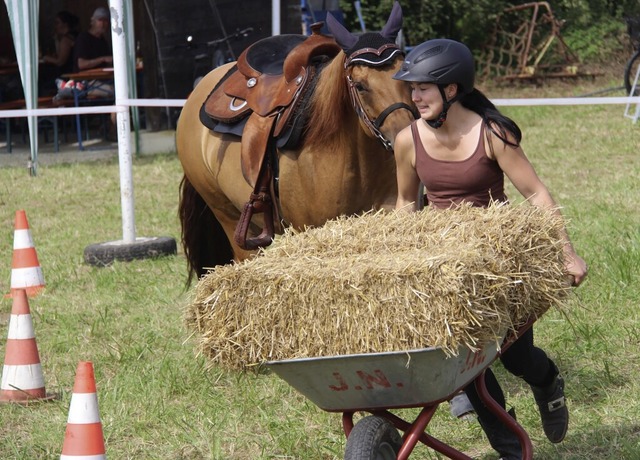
<box><xmin>326</xmin><ymin>1</ymin><xmax>417</xmax><ymax>150</ymax></box>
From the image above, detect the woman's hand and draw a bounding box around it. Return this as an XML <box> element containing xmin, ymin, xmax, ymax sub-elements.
<box><xmin>564</xmin><ymin>245</ymin><xmax>588</xmax><ymax>287</ymax></box>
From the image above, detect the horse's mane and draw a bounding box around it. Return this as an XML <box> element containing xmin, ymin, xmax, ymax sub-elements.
<box><xmin>304</xmin><ymin>53</ymin><xmax>352</xmax><ymax>148</ymax></box>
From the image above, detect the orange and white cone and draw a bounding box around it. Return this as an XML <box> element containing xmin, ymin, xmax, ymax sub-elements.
<box><xmin>60</xmin><ymin>361</ymin><xmax>106</xmax><ymax>460</ymax></box>
<box><xmin>8</xmin><ymin>210</ymin><xmax>45</xmax><ymax>298</ymax></box>
<box><xmin>0</xmin><ymin>288</ymin><xmax>55</xmax><ymax>403</ymax></box>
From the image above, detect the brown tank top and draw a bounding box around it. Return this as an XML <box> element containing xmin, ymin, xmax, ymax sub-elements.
<box><xmin>411</xmin><ymin>120</ymin><xmax>507</xmax><ymax>209</ymax></box>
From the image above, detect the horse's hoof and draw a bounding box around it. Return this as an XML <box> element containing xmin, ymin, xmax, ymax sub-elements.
<box><xmin>83</xmin><ymin>236</ymin><xmax>177</xmax><ymax>267</ymax></box>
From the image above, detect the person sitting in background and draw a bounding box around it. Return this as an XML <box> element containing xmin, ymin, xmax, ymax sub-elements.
<box><xmin>40</xmin><ymin>10</ymin><xmax>80</xmax><ymax>96</ymax></box>
<box><xmin>72</xmin><ymin>7</ymin><xmax>114</xmax><ymax>101</ymax></box>
<box><xmin>73</xmin><ymin>7</ymin><xmax>112</xmax><ymax>72</ymax></box>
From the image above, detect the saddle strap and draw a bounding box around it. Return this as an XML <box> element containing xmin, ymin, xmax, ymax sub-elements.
<box><xmin>234</xmin><ymin>150</ymin><xmax>276</xmax><ymax>251</ymax></box>
<box><xmin>241</xmin><ymin>113</ymin><xmax>276</xmax><ymax>186</ymax></box>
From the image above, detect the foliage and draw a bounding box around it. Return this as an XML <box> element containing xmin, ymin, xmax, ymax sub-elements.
<box><xmin>563</xmin><ymin>18</ymin><xmax>628</xmax><ymax>64</ymax></box>
<box><xmin>338</xmin><ymin>0</ymin><xmax>637</xmax><ymax>55</ymax></box>
<box><xmin>339</xmin><ymin>0</ymin><xmax>509</xmax><ymax>47</ymax></box>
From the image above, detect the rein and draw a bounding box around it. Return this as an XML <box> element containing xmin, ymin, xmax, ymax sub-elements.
<box><xmin>344</xmin><ymin>44</ymin><xmax>417</xmax><ymax>150</ymax></box>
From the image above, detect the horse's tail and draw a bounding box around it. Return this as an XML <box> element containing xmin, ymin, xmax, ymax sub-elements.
<box><xmin>178</xmin><ymin>174</ymin><xmax>234</xmax><ymax>286</ymax></box>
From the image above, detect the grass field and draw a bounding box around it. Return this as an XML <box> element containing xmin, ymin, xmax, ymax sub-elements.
<box><xmin>0</xmin><ymin>102</ymin><xmax>638</xmax><ymax>459</ymax></box>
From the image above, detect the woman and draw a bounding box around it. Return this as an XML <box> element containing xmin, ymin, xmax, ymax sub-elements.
<box><xmin>393</xmin><ymin>39</ymin><xmax>588</xmax><ymax>459</ymax></box>
<box><xmin>41</xmin><ymin>11</ymin><xmax>79</xmax><ymax>94</ymax></box>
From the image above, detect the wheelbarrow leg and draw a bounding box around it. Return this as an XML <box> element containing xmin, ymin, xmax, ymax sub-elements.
<box><xmin>475</xmin><ymin>369</ymin><xmax>534</xmax><ymax>460</ymax></box>
<box><xmin>378</xmin><ymin>408</ymin><xmax>474</xmax><ymax>460</ymax></box>
<box><xmin>342</xmin><ymin>412</ymin><xmax>356</xmax><ymax>438</ymax></box>
<box><xmin>381</xmin><ymin>406</ymin><xmax>437</xmax><ymax>460</ymax></box>
<box><xmin>344</xmin><ymin>408</ymin><xmax>474</xmax><ymax>460</ymax></box>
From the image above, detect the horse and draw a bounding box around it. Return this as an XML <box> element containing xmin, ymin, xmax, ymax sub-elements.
<box><xmin>176</xmin><ymin>1</ymin><xmax>416</xmax><ymax>284</ymax></box>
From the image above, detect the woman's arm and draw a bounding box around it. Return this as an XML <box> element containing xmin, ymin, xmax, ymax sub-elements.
<box><xmin>56</xmin><ymin>36</ymin><xmax>74</xmax><ymax>68</ymax></box>
<box><xmin>491</xmin><ymin>132</ymin><xmax>588</xmax><ymax>286</ymax></box>
<box><xmin>394</xmin><ymin>126</ymin><xmax>422</xmax><ymax>213</ymax></box>
<box><xmin>43</xmin><ymin>36</ymin><xmax>74</xmax><ymax>67</ymax></box>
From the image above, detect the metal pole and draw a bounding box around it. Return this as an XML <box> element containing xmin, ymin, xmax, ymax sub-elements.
<box><xmin>272</xmin><ymin>0</ymin><xmax>281</xmax><ymax>36</ymax></box>
<box><xmin>109</xmin><ymin>0</ymin><xmax>136</xmax><ymax>243</ymax></box>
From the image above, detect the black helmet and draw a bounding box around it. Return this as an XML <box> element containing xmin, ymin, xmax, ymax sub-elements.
<box><xmin>393</xmin><ymin>39</ymin><xmax>475</xmax><ymax>95</ymax></box>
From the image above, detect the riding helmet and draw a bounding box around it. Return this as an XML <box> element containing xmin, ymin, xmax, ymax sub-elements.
<box><xmin>393</xmin><ymin>39</ymin><xmax>475</xmax><ymax>95</ymax></box>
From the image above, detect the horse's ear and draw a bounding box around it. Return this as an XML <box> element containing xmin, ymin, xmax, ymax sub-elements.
<box><xmin>326</xmin><ymin>11</ymin><xmax>358</xmax><ymax>50</ymax></box>
<box><xmin>380</xmin><ymin>1</ymin><xmax>403</xmax><ymax>40</ymax></box>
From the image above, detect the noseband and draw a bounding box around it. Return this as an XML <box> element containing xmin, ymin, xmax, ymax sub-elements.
<box><xmin>344</xmin><ymin>43</ymin><xmax>417</xmax><ymax>150</ymax></box>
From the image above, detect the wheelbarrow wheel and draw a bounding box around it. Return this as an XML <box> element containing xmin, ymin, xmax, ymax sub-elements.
<box><xmin>344</xmin><ymin>415</ymin><xmax>402</xmax><ymax>460</ymax></box>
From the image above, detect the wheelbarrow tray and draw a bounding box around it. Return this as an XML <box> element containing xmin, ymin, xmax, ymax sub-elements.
<box><xmin>267</xmin><ymin>338</ymin><xmax>502</xmax><ymax>413</ymax></box>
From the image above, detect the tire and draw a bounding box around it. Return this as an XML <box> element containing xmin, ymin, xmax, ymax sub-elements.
<box><xmin>84</xmin><ymin>236</ymin><xmax>177</xmax><ymax>267</ymax></box>
<box><xmin>344</xmin><ymin>415</ymin><xmax>402</xmax><ymax>460</ymax></box>
<box><xmin>624</xmin><ymin>50</ymin><xmax>640</xmax><ymax>96</ymax></box>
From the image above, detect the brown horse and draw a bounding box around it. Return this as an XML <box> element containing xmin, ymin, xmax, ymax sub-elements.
<box><xmin>176</xmin><ymin>2</ymin><xmax>416</xmax><ymax>284</ymax></box>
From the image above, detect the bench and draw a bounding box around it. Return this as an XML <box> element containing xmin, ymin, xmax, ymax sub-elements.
<box><xmin>52</xmin><ymin>92</ymin><xmax>115</xmax><ymax>151</ymax></box>
<box><xmin>0</xmin><ymin>96</ymin><xmax>65</xmax><ymax>153</ymax></box>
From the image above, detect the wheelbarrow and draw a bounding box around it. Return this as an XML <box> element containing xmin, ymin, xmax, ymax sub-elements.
<box><xmin>267</xmin><ymin>320</ymin><xmax>535</xmax><ymax>459</ymax></box>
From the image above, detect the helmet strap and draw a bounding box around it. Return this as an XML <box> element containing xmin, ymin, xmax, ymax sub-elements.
<box><xmin>425</xmin><ymin>85</ymin><xmax>460</xmax><ymax>129</ymax></box>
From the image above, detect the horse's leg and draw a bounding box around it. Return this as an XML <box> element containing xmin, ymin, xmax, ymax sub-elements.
<box><xmin>178</xmin><ymin>175</ymin><xmax>234</xmax><ymax>285</ymax></box>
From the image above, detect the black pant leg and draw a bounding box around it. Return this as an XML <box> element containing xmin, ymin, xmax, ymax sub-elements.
<box><xmin>500</xmin><ymin>326</ymin><xmax>554</xmax><ymax>387</ymax></box>
<box><xmin>463</xmin><ymin>367</ymin><xmax>506</xmax><ymax>426</ymax></box>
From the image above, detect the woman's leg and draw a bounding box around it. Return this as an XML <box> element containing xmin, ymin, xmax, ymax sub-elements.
<box><xmin>500</xmin><ymin>327</ymin><xmax>552</xmax><ymax>387</ymax></box>
<box><xmin>463</xmin><ymin>368</ymin><xmax>522</xmax><ymax>459</ymax></box>
<box><xmin>500</xmin><ymin>327</ymin><xmax>569</xmax><ymax>443</ymax></box>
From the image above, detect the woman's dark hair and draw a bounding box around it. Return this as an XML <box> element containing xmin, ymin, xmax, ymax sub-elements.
<box><xmin>57</xmin><ymin>10</ymin><xmax>80</xmax><ymax>37</ymax></box>
<box><xmin>460</xmin><ymin>88</ymin><xmax>522</xmax><ymax>149</ymax></box>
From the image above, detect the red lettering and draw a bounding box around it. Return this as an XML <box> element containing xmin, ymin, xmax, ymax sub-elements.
<box><xmin>329</xmin><ymin>372</ymin><xmax>349</xmax><ymax>391</ymax></box>
<box><xmin>356</xmin><ymin>370</ymin><xmax>392</xmax><ymax>389</ymax></box>
<box><xmin>461</xmin><ymin>349</ymin><xmax>488</xmax><ymax>374</ymax></box>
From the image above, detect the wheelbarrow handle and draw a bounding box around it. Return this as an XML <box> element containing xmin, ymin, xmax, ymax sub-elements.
<box><xmin>475</xmin><ymin>369</ymin><xmax>534</xmax><ymax>459</ymax></box>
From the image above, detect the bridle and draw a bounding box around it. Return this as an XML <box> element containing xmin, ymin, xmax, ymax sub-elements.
<box><xmin>344</xmin><ymin>43</ymin><xmax>418</xmax><ymax>151</ymax></box>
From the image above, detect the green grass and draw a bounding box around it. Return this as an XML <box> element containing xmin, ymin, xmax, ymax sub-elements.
<box><xmin>0</xmin><ymin>103</ymin><xmax>639</xmax><ymax>459</ymax></box>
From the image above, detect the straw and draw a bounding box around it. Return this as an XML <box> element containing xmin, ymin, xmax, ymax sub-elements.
<box><xmin>185</xmin><ymin>202</ymin><xmax>571</xmax><ymax>371</ymax></box>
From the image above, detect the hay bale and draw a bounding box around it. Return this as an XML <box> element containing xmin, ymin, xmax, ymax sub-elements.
<box><xmin>185</xmin><ymin>202</ymin><xmax>571</xmax><ymax>371</ymax></box>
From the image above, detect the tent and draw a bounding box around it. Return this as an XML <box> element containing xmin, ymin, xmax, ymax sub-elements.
<box><xmin>4</xmin><ymin>0</ymin><xmax>154</xmax><ymax>256</ymax></box>
<box><xmin>3</xmin><ymin>0</ymin><xmax>138</xmax><ymax>176</ymax></box>
<box><xmin>4</xmin><ymin>0</ymin><xmax>282</xmax><ymax>254</ymax></box>
<box><xmin>4</xmin><ymin>0</ymin><xmax>38</xmax><ymax>175</ymax></box>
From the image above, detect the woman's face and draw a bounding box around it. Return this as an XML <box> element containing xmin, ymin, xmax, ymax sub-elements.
<box><xmin>410</xmin><ymin>82</ymin><xmax>443</xmax><ymax>120</ymax></box>
<box><xmin>409</xmin><ymin>83</ymin><xmax>458</xmax><ymax>120</ymax></box>
<box><xmin>54</xmin><ymin>17</ymin><xmax>69</xmax><ymax>36</ymax></box>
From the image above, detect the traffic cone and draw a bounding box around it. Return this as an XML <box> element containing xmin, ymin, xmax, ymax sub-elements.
<box><xmin>8</xmin><ymin>210</ymin><xmax>45</xmax><ymax>298</ymax></box>
<box><xmin>60</xmin><ymin>361</ymin><xmax>106</xmax><ymax>460</ymax></box>
<box><xmin>0</xmin><ymin>288</ymin><xmax>56</xmax><ymax>403</ymax></box>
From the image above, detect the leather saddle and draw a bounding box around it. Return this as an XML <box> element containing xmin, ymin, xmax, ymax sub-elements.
<box><xmin>201</xmin><ymin>23</ymin><xmax>341</xmax><ymax>250</ymax></box>
<box><xmin>202</xmin><ymin>23</ymin><xmax>341</xmax><ymax>187</ymax></box>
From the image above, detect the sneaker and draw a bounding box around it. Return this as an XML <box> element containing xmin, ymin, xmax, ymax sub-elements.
<box><xmin>531</xmin><ymin>373</ymin><xmax>568</xmax><ymax>443</ymax></box>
